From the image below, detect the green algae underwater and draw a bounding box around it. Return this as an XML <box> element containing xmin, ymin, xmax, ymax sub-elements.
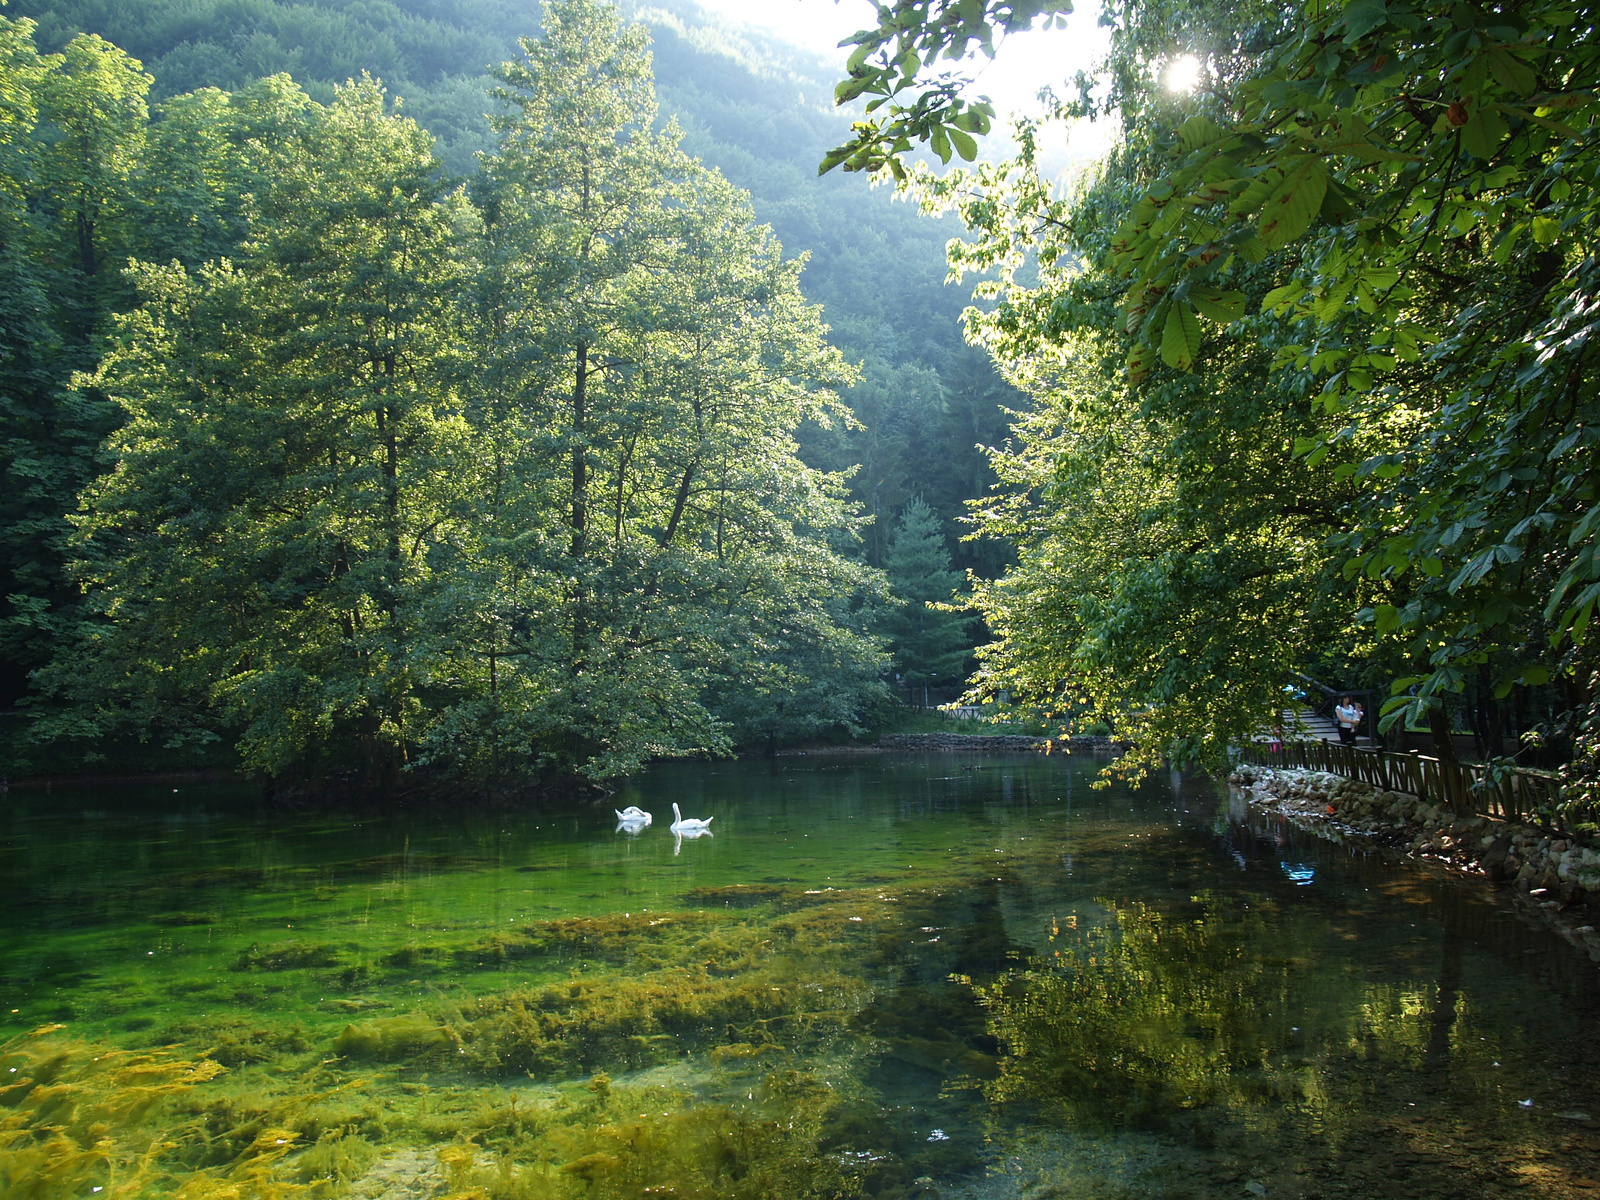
<box><xmin>6</xmin><ymin>755</ymin><xmax>1600</xmax><ymax>1200</ymax></box>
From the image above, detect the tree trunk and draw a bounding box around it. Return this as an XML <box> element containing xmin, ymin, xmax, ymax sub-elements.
<box><xmin>1476</xmin><ymin>667</ymin><xmax>1504</xmax><ymax>758</ymax></box>
<box><xmin>1428</xmin><ymin>702</ymin><xmax>1468</xmax><ymax>812</ymax></box>
<box><xmin>570</xmin><ymin>340</ymin><xmax>589</xmax><ymax>670</ymax></box>
<box><xmin>76</xmin><ymin>210</ymin><xmax>97</xmax><ymax>279</ymax></box>
<box><xmin>1428</xmin><ymin>701</ymin><xmax>1459</xmax><ymax>765</ymax></box>
<box><xmin>379</xmin><ymin>369</ymin><xmax>401</xmax><ymax>620</ymax></box>
<box><xmin>572</xmin><ymin>341</ymin><xmax>588</xmax><ymax>557</ymax></box>
<box><xmin>360</xmin><ymin>707</ymin><xmax>401</xmax><ymax>797</ymax></box>
<box><xmin>662</xmin><ymin>461</ymin><xmax>697</xmax><ymax>549</ymax></box>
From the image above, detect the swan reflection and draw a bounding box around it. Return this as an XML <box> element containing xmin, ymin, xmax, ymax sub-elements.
<box><xmin>672</xmin><ymin>826</ymin><xmax>713</xmax><ymax>855</ymax></box>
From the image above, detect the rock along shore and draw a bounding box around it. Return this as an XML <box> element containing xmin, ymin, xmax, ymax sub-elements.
<box><xmin>1232</xmin><ymin>762</ymin><xmax>1600</xmax><ymax>962</ymax></box>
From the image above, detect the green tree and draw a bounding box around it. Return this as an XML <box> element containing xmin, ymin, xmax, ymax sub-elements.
<box><xmin>7</xmin><ymin>3</ymin><xmax>903</xmax><ymax>785</ymax></box>
<box><xmin>803</xmin><ymin>355</ymin><xmax>949</xmax><ymax>567</ymax></box>
<box><xmin>34</xmin><ymin>30</ymin><xmax>149</xmax><ymax>353</ymax></box>
<box><xmin>0</xmin><ymin>22</ymin><xmax>156</xmax><ymax>743</ymax></box>
<box><xmin>476</xmin><ymin>0</ymin><xmax>683</xmax><ymax>687</ymax></box>
<box><xmin>822</xmin><ymin>0</ymin><xmax>1075</xmax><ymax>180</ymax></box>
<box><xmin>20</xmin><ymin>0</ymin><xmax>1027</xmax><ymax>582</ymax></box>
<box><xmin>24</xmin><ymin>1</ymin><xmax>891</xmax><ymax>788</ymax></box>
<box><xmin>0</xmin><ymin>24</ymin><xmax>310</xmax><ymax>761</ymax></box>
<box><xmin>134</xmin><ymin>79</ymin><xmax>311</xmax><ymax>270</ymax></box>
<box><xmin>963</xmin><ymin>322</ymin><xmax>1370</xmax><ymax>770</ymax></box>
<box><xmin>1058</xmin><ymin>0</ymin><xmax>1600</xmax><ymax>751</ymax></box>
<box><xmin>884</xmin><ymin>496</ymin><xmax>972</xmax><ymax>687</ymax></box>
<box><xmin>0</xmin><ymin>16</ymin><xmax>63</xmax><ymax>717</ymax></box>
<box><xmin>454</xmin><ymin>0</ymin><xmax>889</xmax><ymax>779</ymax></box>
<box><xmin>42</xmin><ymin>77</ymin><xmax>473</xmax><ymax>787</ymax></box>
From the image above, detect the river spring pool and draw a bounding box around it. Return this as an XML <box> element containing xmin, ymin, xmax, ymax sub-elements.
<box><xmin>3</xmin><ymin>751</ymin><xmax>1599</xmax><ymax>1199</ymax></box>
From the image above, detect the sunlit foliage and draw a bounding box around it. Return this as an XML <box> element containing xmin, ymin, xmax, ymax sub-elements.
<box><xmin>836</xmin><ymin>0</ymin><xmax>1600</xmax><ymax>767</ymax></box>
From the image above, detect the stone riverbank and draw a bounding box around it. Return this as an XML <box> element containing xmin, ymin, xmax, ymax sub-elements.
<box><xmin>1232</xmin><ymin>762</ymin><xmax>1600</xmax><ymax>962</ymax></box>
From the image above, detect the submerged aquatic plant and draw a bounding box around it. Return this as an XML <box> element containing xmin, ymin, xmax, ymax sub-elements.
<box><xmin>2</xmin><ymin>871</ymin><xmax>1005</xmax><ymax>1198</ymax></box>
<box><xmin>170</xmin><ymin>1127</ymin><xmax>310</xmax><ymax>1199</ymax></box>
<box><xmin>324</xmin><ymin>889</ymin><xmax>910</xmax><ymax>1081</ymax></box>
<box><xmin>331</xmin><ymin>949</ymin><xmax>872</xmax><ymax>1080</ymax></box>
<box><xmin>417</xmin><ymin>1070</ymin><xmax>891</xmax><ymax>1200</ymax></box>
<box><xmin>2</xmin><ymin>1027</ymin><xmax>375</xmax><ymax>1199</ymax></box>
<box><xmin>0</xmin><ymin>1024</ymin><xmax>226</xmax><ymax>1198</ymax></box>
<box><xmin>234</xmin><ymin>943</ymin><xmax>348</xmax><ymax>972</ymax></box>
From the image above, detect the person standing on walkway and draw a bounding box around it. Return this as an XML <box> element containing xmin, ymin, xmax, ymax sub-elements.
<box><xmin>1334</xmin><ymin>695</ymin><xmax>1363</xmax><ymax>745</ymax></box>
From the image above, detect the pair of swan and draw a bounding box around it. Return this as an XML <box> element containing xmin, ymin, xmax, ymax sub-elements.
<box><xmin>613</xmin><ymin>803</ymin><xmax>713</xmax><ymax>833</ymax></box>
<box><xmin>612</xmin><ymin>803</ymin><xmax>710</xmax><ymax>856</ymax></box>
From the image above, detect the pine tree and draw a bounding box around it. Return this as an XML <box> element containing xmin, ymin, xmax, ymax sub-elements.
<box><xmin>884</xmin><ymin>497</ymin><xmax>972</xmax><ymax>688</ymax></box>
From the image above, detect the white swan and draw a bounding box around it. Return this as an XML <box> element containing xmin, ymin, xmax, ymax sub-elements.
<box><xmin>670</xmin><ymin>802</ymin><xmax>713</xmax><ymax>832</ymax></box>
<box><xmin>614</xmin><ymin>805</ymin><xmax>652</xmax><ymax>825</ymax></box>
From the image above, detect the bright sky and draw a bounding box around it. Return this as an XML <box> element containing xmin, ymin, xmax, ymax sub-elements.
<box><xmin>687</xmin><ymin>0</ymin><xmax>1116</xmax><ymax>166</ymax></box>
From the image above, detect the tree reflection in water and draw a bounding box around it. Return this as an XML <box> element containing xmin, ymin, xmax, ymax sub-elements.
<box><xmin>968</xmin><ymin>888</ymin><xmax>1526</xmax><ymax>1175</ymax></box>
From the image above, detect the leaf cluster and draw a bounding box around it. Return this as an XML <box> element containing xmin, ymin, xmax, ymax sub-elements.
<box><xmin>821</xmin><ymin>0</ymin><xmax>1076</xmax><ymax>181</ymax></box>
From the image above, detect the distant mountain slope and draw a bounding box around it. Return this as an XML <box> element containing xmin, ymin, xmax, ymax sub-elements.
<box><xmin>11</xmin><ymin>0</ymin><xmax>1015</xmax><ymax>573</ymax></box>
<box><xmin>10</xmin><ymin>0</ymin><xmax>514</xmax><ymax>170</ymax></box>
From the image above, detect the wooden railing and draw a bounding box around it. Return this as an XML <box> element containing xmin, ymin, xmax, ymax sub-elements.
<box><xmin>1238</xmin><ymin>739</ymin><xmax>1566</xmax><ymax>824</ymax></box>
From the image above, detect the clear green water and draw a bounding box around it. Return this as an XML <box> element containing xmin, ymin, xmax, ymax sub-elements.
<box><xmin>3</xmin><ymin>752</ymin><xmax>1600</xmax><ymax>1199</ymax></box>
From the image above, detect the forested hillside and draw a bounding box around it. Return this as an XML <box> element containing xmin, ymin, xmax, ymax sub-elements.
<box><xmin>6</xmin><ymin>0</ymin><xmax>1016</xmax><ymax>574</ymax></box>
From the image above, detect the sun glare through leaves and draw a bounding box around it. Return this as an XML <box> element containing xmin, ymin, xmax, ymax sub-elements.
<box><xmin>1164</xmin><ymin>53</ymin><xmax>1203</xmax><ymax>93</ymax></box>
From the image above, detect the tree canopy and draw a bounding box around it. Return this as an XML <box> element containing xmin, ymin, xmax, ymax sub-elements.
<box><xmin>12</xmin><ymin>0</ymin><xmax>1023</xmax><ymax>583</ymax></box>
<box><xmin>833</xmin><ymin>0</ymin><xmax>1600</xmax><ymax>772</ymax></box>
<box><xmin>6</xmin><ymin>0</ymin><xmax>891</xmax><ymax>788</ymax></box>
<box><xmin>1</xmin><ymin>0</ymin><xmax>1032</xmax><ymax>772</ymax></box>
